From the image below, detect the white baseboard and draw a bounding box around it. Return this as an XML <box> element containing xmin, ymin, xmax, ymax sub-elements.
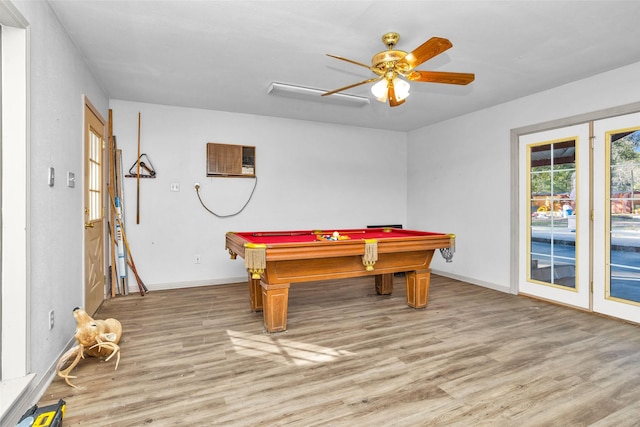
<box><xmin>431</xmin><ymin>269</ymin><xmax>513</xmax><ymax>294</ymax></box>
<box><xmin>127</xmin><ymin>277</ymin><xmax>247</xmax><ymax>293</ymax></box>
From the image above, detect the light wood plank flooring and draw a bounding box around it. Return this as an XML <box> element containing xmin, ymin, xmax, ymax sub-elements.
<box><xmin>38</xmin><ymin>275</ymin><xmax>640</xmax><ymax>426</ymax></box>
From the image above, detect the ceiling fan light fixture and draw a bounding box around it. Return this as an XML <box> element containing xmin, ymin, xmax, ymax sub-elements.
<box><xmin>394</xmin><ymin>77</ymin><xmax>411</xmax><ymax>101</ymax></box>
<box><xmin>371</xmin><ymin>77</ymin><xmax>410</xmax><ymax>103</ymax></box>
<box><xmin>371</xmin><ymin>79</ymin><xmax>388</xmax><ymax>102</ymax></box>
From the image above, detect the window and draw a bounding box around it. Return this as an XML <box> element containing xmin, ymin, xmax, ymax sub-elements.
<box><xmin>607</xmin><ymin>129</ymin><xmax>640</xmax><ymax>302</ymax></box>
<box><xmin>528</xmin><ymin>139</ymin><xmax>577</xmax><ymax>288</ymax></box>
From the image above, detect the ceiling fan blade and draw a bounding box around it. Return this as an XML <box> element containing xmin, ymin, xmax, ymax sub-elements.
<box><xmin>388</xmin><ymin>81</ymin><xmax>405</xmax><ymax>107</ymax></box>
<box><xmin>322</xmin><ymin>76</ymin><xmax>382</xmax><ymax>97</ymax></box>
<box><xmin>396</xmin><ymin>37</ymin><xmax>453</xmax><ymax>70</ymax></box>
<box><xmin>406</xmin><ymin>70</ymin><xmax>475</xmax><ymax>85</ymax></box>
<box><xmin>326</xmin><ymin>54</ymin><xmax>374</xmax><ymax>71</ymax></box>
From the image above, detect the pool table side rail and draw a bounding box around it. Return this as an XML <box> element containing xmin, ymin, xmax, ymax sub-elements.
<box><xmin>225</xmin><ymin>231</ymin><xmax>454</xmax><ymax>262</ymax></box>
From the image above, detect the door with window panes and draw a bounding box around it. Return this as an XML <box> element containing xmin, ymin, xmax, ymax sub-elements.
<box><xmin>593</xmin><ymin>112</ymin><xmax>640</xmax><ymax>323</ymax></box>
<box><xmin>519</xmin><ymin>115</ymin><xmax>640</xmax><ymax>322</ymax></box>
<box><xmin>84</xmin><ymin>100</ymin><xmax>106</xmax><ymax>315</ymax></box>
<box><xmin>519</xmin><ymin>124</ymin><xmax>591</xmax><ymax>309</ymax></box>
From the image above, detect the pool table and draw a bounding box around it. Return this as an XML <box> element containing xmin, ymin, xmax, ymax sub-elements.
<box><xmin>225</xmin><ymin>228</ymin><xmax>455</xmax><ymax>332</ymax></box>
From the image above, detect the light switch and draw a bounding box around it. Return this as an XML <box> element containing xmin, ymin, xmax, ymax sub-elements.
<box><xmin>48</xmin><ymin>167</ymin><xmax>55</xmax><ymax>187</ymax></box>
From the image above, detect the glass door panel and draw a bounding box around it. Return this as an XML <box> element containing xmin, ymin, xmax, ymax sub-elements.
<box><xmin>610</xmin><ymin>129</ymin><xmax>640</xmax><ymax>302</ymax></box>
<box><xmin>529</xmin><ymin>140</ymin><xmax>577</xmax><ymax>289</ymax></box>
<box><xmin>593</xmin><ymin>112</ymin><xmax>640</xmax><ymax>323</ymax></box>
<box><xmin>519</xmin><ymin>125</ymin><xmax>590</xmax><ymax>309</ymax></box>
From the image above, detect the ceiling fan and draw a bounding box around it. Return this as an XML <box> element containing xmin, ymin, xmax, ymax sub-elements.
<box><xmin>322</xmin><ymin>32</ymin><xmax>475</xmax><ymax>107</ymax></box>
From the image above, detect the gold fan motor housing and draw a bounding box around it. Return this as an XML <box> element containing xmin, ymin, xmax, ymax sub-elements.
<box><xmin>371</xmin><ymin>50</ymin><xmax>409</xmax><ymax>74</ymax></box>
<box><xmin>371</xmin><ymin>32</ymin><xmax>410</xmax><ymax>75</ymax></box>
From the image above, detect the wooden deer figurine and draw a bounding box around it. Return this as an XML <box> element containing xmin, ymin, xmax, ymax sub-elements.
<box><xmin>55</xmin><ymin>307</ymin><xmax>122</xmax><ymax>388</ymax></box>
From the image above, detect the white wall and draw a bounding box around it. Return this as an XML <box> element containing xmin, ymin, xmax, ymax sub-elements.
<box><xmin>8</xmin><ymin>0</ymin><xmax>108</xmax><ymax>417</ymax></box>
<box><xmin>110</xmin><ymin>100</ymin><xmax>407</xmax><ymax>289</ymax></box>
<box><xmin>407</xmin><ymin>61</ymin><xmax>640</xmax><ymax>292</ymax></box>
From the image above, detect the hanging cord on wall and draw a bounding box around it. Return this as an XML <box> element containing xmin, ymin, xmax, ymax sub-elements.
<box><xmin>195</xmin><ymin>177</ymin><xmax>258</xmax><ymax>218</ymax></box>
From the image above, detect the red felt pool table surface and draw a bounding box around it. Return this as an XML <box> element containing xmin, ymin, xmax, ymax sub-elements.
<box><xmin>233</xmin><ymin>228</ymin><xmax>445</xmax><ymax>244</ymax></box>
<box><xmin>225</xmin><ymin>228</ymin><xmax>455</xmax><ymax>332</ymax></box>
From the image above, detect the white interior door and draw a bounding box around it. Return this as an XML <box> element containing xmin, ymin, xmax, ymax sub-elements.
<box><xmin>519</xmin><ymin>124</ymin><xmax>591</xmax><ymax>309</ymax></box>
<box><xmin>593</xmin><ymin>112</ymin><xmax>640</xmax><ymax>323</ymax></box>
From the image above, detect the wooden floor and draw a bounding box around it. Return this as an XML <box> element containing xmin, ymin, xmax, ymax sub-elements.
<box><xmin>39</xmin><ymin>274</ymin><xmax>640</xmax><ymax>426</ymax></box>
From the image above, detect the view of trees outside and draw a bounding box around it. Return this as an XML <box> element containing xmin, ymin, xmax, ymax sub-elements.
<box><xmin>528</xmin><ymin>140</ymin><xmax>577</xmax><ymax>289</ymax></box>
<box><xmin>527</xmin><ymin>131</ymin><xmax>640</xmax><ymax>302</ymax></box>
<box><xmin>609</xmin><ymin>130</ymin><xmax>640</xmax><ymax>302</ymax></box>
<box><xmin>611</xmin><ymin>130</ymin><xmax>640</xmax><ymax>211</ymax></box>
<box><xmin>527</xmin><ymin>132</ymin><xmax>640</xmax><ymax>302</ymax></box>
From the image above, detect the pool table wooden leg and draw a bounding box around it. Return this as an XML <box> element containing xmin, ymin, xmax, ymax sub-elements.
<box><xmin>261</xmin><ymin>281</ymin><xmax>290</xmax><ymax>333</ymax></box>
<box><xmin>405</xmin><ymin>269</ymin><xmax>431</xmax><ymax>308</ymax></box>
<box><xmin>248</xmin><ymin>274</ymin><xmax>263</xmax><ymax>312</ymax></box>
<box><xmin>375</xmin><ymin>273</ymin><xmax>394</xmax><ymax>295</ymax></box>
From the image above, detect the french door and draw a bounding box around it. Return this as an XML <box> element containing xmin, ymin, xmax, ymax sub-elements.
<box><xmin>519</xmin><ymin>124</ymin><xmax>591</xmax><ymax>309</ymax></box>
<box><xmin>593</xmin><ymin>112</ymin><xmax>640</xmax><ymax>323</ymax></box>
<box><xmin>519</xmin><ymin>113</ymin><xmax>640</xmax><ymax>323</ymax></box>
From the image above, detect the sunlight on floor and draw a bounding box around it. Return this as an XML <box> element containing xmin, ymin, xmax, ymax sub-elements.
<box><xmin>227</xmin><ymin>330</ymin><xmax>355</xmax><ymax>366</ymax></box>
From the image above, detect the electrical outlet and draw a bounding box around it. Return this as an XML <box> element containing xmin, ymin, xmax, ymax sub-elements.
<box><xmin>194</xmin><ymin>182</ymin><xmax>200</xmax><ymax>190</ymax></box>
<box><xmin>195</xmin><ymin>254</ymin><xmax>201</xmax><ymax>264</ymax></box>
<box><xmin>49</xmin><ymin>309</ymin><xmax>54</xmax><ymax>330</ymax></box>
<box><xmin>67</xmin><ymin>171</ymin><xmax>75</xmax><ymax>188</ymax></box>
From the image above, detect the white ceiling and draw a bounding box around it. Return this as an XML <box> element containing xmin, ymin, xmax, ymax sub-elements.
<box><xmin>48</xmin><ymin>0</ymin><xmax>640</xmax><ymax>132</ymax></box>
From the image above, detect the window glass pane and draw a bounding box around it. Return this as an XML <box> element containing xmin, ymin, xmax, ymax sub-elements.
<box><xmin>609</xmin><ymin>130</ymin><xmax>640</xmax><ymax>302</ymax></box>
<box><xmin>87</xmin><ymin>128</ymin><xmax>102</xmax><ymax>222</ymax></box>
<box><xmin>529</xmin><ymin>140</ymin><xmax>577</xmax><ymax>289</ymax></box>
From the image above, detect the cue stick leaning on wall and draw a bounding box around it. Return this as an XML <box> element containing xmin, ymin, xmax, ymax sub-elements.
<box><xmin>136</xmin><ymin>112</ymin><xmax>141</xmax><ymax>224</ymax></box>
<box><xmin>108</xmin><ymin>109</ymin><xmax>118</xmax><ymax>296</ymax></box>
<box><xmin>107</xmin><ymin>184</ymin><xmax>147</xmax><ymax>296</ymax></box>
